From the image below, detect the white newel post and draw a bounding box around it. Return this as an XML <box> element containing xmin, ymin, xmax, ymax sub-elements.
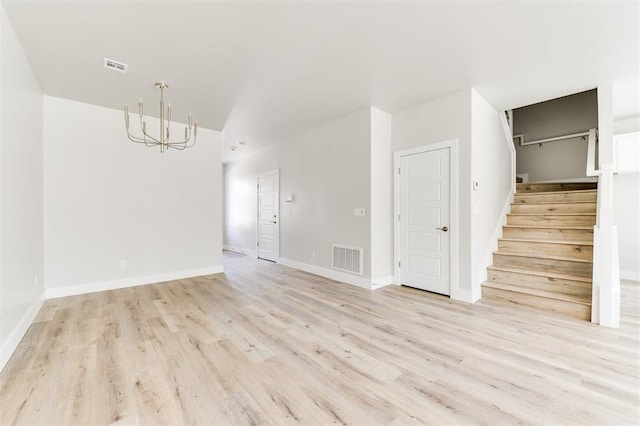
<box><xmin>592</xmin><ymin>163</ymin><xmax>620</xmax><ymax>327</ymax></box>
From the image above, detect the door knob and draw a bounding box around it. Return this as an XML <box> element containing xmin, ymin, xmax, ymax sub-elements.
<box><xmin>436</xmin><ymin>226</ymin><xmax>448</xmax><ymax>232</ymax></box>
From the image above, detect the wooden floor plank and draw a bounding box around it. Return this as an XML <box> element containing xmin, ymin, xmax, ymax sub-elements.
<box><xmin>1</xmin><ymin>251</ymin><xmax>638</xmax><ymax>425</ymax></box>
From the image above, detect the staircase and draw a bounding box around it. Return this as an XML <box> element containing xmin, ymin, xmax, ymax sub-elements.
<box><xmin>482</xmin><ymin>182</ymin><xmax>598</xmax><ymax>321</ymax></box>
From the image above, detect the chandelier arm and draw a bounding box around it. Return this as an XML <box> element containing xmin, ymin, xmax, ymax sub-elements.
<box><xmin>126</xmin><ymin>132</ymin><xmax>148</xmax><ymax>143</ymax></box>
<box><xmin>127</xmin><ymin>134</ymin><xmax>161</xmax><ymax>148</ymax></box>
<box><xmin>130</xmin><ymin>139</ymin><xmax>160</xmax><ymax>147</ymax></box>
<box><xmin>167</xmin><ymin>144</ymin><xmax>187</xmax><ymax>151</ymax></box>
<box><xmin>167</xmin><ymin>139</ymin><xmax>189</xmax><ymax>145</ymax></box>
<box><xmin>166</xmin><ymin>137</ymin><xmax>196</xmax><ymax>148</ymax></box>
<box><xmin>127</xmin><ymin>130</ymin><xmax>161</xmax><ymax>147</ymax></box>
<box><xmin>140</xmin><ymin>128</ymin><xmax>160</xmax><ymax>144</ymax></box>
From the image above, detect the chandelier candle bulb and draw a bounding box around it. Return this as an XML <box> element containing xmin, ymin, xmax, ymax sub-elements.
<box><xmin>139</xmin><ymin>98</ymin><xmax>143</xmax><ymax>117</ymax></box>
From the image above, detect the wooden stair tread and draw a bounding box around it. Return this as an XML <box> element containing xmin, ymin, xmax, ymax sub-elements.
<box><xmin>499</xmin><ymin>238</ymin><xmax>593</xmax><ymax>246</ymax></box>
<box><xmin>511</xmin><ymin>201</ymin><xmax>596</xmax><ymax>206</ymax></box>
<box><xmin>482</xmin><ymin>281</ymin><xmax>592</xmax><ymax>305</ymax></box>
<box><xmin>515</xmin><ymin>189</ymin><xmax>597</xmax><ymax>196</ymax></box>
<box><xmin>487</xmin><ymin>265</ymin><xmax>592</xmax><ymax>283</ymax></box>
<box><xmin>503</xmin><ymin>225</ymin><xmax>593</xmax><ymax>230</ymax></box>
<box><xmin>503</xmin><ymin>225</ymin><xmax>595</xmax><ymax>231</ymax></box>
<box><xmin>508</xmin><ymin>213</ymin><xmax>596</xmax><ymax>216</ymax></box>
<box><xmin>494</xmin><ymin>251</ymin><xmax>593</xmax><ymax>263</ymax></box>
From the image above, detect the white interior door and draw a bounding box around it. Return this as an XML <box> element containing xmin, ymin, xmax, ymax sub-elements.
<box><xmin>257</xmin><ymin>170</ymin><xmax>279</xmax><ymax>262</ymax></box>
<box><xmin>399</xmin><ymin>147</ymin><xmax>450</xmax><ymax>295</ymax></box>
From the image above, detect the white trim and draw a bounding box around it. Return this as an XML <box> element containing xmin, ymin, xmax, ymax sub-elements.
<box><xmin>45</xmin><ymin>265</ymin><xmax>224</xmax><ymax>299</ymax></box>
<box><xmin>223</xmin><ymin>245</ymin><xmax>257</xmax><ymax>258</ymax></box>
<box><xmin>620</xmin><ymin>270</ymin><xmax>640</xmax><ymax>282</ymax></box>
<box><xmin>278</xmin><ymin>257</ymin><xmax>372</xmax><ymax>290</ymax></box>
<box><xmin>371</xmin><ymin>275</ymin><xmax>394</xmax><ymax>290</ymax></box>
<box><xmin>502</xmin><ymin>112</ymin><xmax>516</xmax><ymax>197</ymax></box>
<box><xmin>256</xmin><ymin>169</ymin><xmax>280</xmax><ymax>261</ymax></box>
<box><xmin>393</xmin><ymin>139</ymin><xmax>460</xmax><ymax>300</ymax></box>
<box><xmin>0</xmin><ymin>291</ymin><xmax>46</xmax><ymax>372</ymax></box>
<box><xmin>450</xmin><ymin>287</ymin><xmax>480</xmax><ymax>304</ymax></box>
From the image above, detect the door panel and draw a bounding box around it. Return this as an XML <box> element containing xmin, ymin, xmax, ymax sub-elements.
<box><xmin>400</xmin><ymin>148</ymin><xmax>450</xmax><ymax>295</ymax></box>
<box><xmin>257</xmin><ymin>170</ymin><xmax>279</xmax><ymax>262</ymax></box>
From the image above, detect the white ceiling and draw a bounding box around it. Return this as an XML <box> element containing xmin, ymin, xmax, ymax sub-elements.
<box><xmin>3</xmin><ymin>1</ymin><xmax>638</xmax><ymax>162</ymax></box>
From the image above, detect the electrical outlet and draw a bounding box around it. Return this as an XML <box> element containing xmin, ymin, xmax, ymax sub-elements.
<box><xmin>119</xmin><ymin>260</ymin><xmax>127</xmax><ymax>270</ymax></box>
<box><xmin>312</xmin><ymin>251</ymin><xmax>316</xmax><ymax>258</ymax></box>
<box><xmin>34</xmin><ymin>275</ymin><xmax>39</xmax><ymax>287</ymax></box>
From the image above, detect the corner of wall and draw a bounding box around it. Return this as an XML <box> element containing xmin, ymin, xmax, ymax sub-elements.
<box><xmin>0</xmin><ymin>289</ymin><xmax>45</xmax><ymax>373</ymax></box>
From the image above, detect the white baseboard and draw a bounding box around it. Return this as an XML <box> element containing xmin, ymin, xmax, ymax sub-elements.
<box><xmin>1</xmin><ymin>291</ymin><xmax>46</xmax><ymax>372</ymax></box>
<box><xmin>46</xmin><ymin>265</ymin><xmax>224</xmax><ymax>299</ymax></box>
<box><xmin>371</xmin><ymin>275</ymin><xmax>394</xmax><ymax>290</ymax></box>
<box><xmin>451</xmin><ymin>287</ymin><xmax>481</xmax><ymax>304</ymax></box>
<box><xmin>620</xmin><ymin>270</ymin><xmax>640</xmax><ymax>282</ymax></box>
<box><xmin>278</xmin><ymin>257</ymin><xmax>372</xmax><ymax>290</ymax></box>
<box><xmin>223</xmin><ymin>245</ymin><xmax>257</xmax><ymax>258</ymax></box>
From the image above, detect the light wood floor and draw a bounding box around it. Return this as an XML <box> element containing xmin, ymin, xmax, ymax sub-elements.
<box><xmin>1</xmin><ymin>251</ymin><xmax>639</xmax><ymax>425</ymax></box>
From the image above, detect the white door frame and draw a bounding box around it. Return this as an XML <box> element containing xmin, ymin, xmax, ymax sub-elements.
<box><xmin>394</xmin><ymin>139</ymin><xmax>459</xmax><ymax>296</ymax></box>
<box><xmin>256</xmin><ymin>169</ymin><xmax>280</xmax><ymax>261</ymax></box>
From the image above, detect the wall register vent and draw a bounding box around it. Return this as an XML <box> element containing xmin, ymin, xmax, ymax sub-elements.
<box><xmin>332</xmin><ymin>245</ymin><xmax>363</xmax><ymax>276</ymax></box>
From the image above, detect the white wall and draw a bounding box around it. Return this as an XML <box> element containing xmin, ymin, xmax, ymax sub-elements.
<box><xmin>392</xmin><ymin>90</ymin><xmax>473</xmax><ymax>300</ymax></box>
<box><xmin>43</xmin><ymin>96</ymin><xmax>222</xmax><ymax>296</ymax></box>
<box><xmin>370</xmin><ymin>107</ymin><xmax>393</xmax><ymax>285</ymax></box>
<box><xmin>224</xmin><ymin>108</ymin><xmax>372</xmax><ymax>282</ymax></box>
<box><xmin>613</xmin><ymin>117</ymin><xmax>640</xmax><ymax>280</ymax></box>
<box><xmin>0</xmin><ymin>4</ymin><xmax>45</xmax><ymax>369</ymax></box>
<box><xmin>471</xmin><ymin>90</ymin><xmax>514</xmax><ymax>296</ymax></box>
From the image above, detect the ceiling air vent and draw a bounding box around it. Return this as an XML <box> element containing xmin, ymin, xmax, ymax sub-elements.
<box><xmin>104</xmin><ymin>58</ymin><xmax>127</xmax><ymax>74</ymax></box>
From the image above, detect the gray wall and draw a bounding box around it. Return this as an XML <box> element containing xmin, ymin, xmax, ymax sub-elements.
<box><xmin>224</xmin><ymin>108</ymin><xmax>373</xmax><ymax>278</ymax></box>
<box><xmin>513</xmin><ymin>89</ymin><xmax>597</xmax><ymax>182</ymax></box>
